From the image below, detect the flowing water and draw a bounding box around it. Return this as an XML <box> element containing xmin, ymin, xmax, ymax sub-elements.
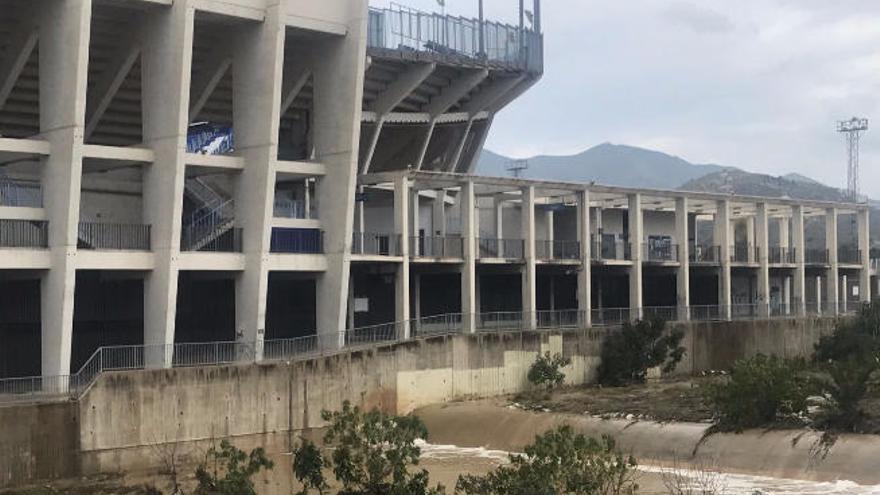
<box><xmin>417</xmin><ymin>441</ymin><xmax>880</xmax><ymax>495</ymax></box>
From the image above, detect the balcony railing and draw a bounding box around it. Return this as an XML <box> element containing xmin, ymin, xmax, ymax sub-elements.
<box><xmin>0</xmin><ymin>219</ymin><xmax>48</xmax><ymax>248</ymax></box>
<box><xmin>351</xmin><ymin>232</ymin><xmax>401</xmax><ymax>256</ymax></box>
<box><xmin>591</xmin><ymin>234</ymin><xmax>631</xmax><ymax>261</ymax></box>
<box><xmin>477</xmin><ymin>237</ymin><xmax>524</xmax><ymax>259</ymax></box>
<box><xmin>838</xmin><ymin>248</ymin><xmax>862</xmax><ymax>265</ymax></box>
<box><xmin>367</xmin><ymin>4</ymin><xmax>543</xmax><ymax>72</ymax></box>
<box><xmin>270</xmin><ymin>228</ymin><xmax>323</xmax><ymax>254</ymax></box>
<box><xmin>768</xmin><ymin>247</ymin><xmax>796</xmax><ymax>264</ymax></box>
<box><xmin>410</xmin><ymin>235</ymin><xmax>463</xmax><ymax>258</ymax></box>
<box><xmin>731</xmin><ymin>244</ymin><xmax>759</xmax><ymax>263</ymax></box>
<box><xmin>77</xmin><ymin>222</ymin><xmax>151</xmax><ymax>250</ymax></box>
<box><xmin>182</xmin><ymin>225</ymin><xmax>242</xmax><ymax>252</ymax></box>
<box><xmin>690</xmin><ymin>244</ymin><xmax>721</xmax><ymax>264</ymax></box>
<box><xmin>273</xmin><ymin>198</ymin><xmax>308</xmax><ymax>219</ymax></box>
<box><xmin>0</xmin><ymin>178</ymin><xmax>42</xmax><ymax>208</ymax></box>
<box><xmin>536</xmin><ymin>240</ymin><xmax>580</xmax><ymax>261</ymax></box>
<box><xmin>805</xmin><ymin>249</ymin><xmax>829</xmax><ymax>265</ymax></box>
<box><xmin>643</xmin><ymin>243</ymin><xmax>678</xmax><ymax>263</ymax></box>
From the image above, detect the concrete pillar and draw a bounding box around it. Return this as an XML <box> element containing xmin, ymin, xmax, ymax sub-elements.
<box><xmin>792</xmin><ymin>206</ymin><xmax>806</xmax><ymax>316</ymax></box>
<box><xmin>826</xmin><ymin>208</ymin><xmax>839</xmax><ymax>315</ymax></box>
<box><xmin>432</xmin><ymin>189</ymin><xmax>446</xmax><ymax>236</ymax></box>
<box><xmin>494</xmin><ymin>195</ymin><xmax>504</xmax><ymax>256</ymax></box>
<box><xmin>675</xmin><ymin>197</ymin><xmax>690</xmax><ymax>321</ymax></box>
<box><xmin>232</xmin><ymin>4</ymin><xmax>287</xmax><ymax>361</ymax></box>
<box><xmin>461</xmin><ymin>181</ymin><xmax>477</xmax><ymax>332</ymax></box>
<box><xmin>784</xmin><ymin>276</ymin><xmax>792</xmax><ymax>315</ymax></box>
<box><xmin>413</xmin><ymin>273</ymin><xmax>421</xmax><ymax>320</ymax></box>
<box><xmin>545</xmin><ymin>209</ymin><xmax>554</xmax><ymax>242</ymax></box>
<box><xmin>38</xmin><ymin>0</ymin><xmax>92</xmax><ymax>378</ymax></box>
<box><xmin>816</xmin><ymin>276</ymin><xmax>823</xmax><ymax>315</ymax></box>
<box><xmin>394</xmin><ymin>176</ymin><xmax>410</xmax><ymax>338</ymax></box>
<box><xmin>746</xmin><ymin>216</ymin><xmax>756</xmax><ymax>255</ymax></box>
<box><xmin>778</xmin><ymin>217</ymin><xmax>790</xmax><ymax>250</ymax></box>
<box><xmin>521</xmin><ymin>186</ymin><xmax>537</xmax><ymax>329</ymax></box>
<box><xmin>841</xmin><ymin>274</ymin><xmax>848</xmax><ymax>314</ymax></box>
<box><xmin>140</xmin><ymin>1</ymin><xmax>194</xmax><ymax>368</ymax></box>
<box><xmin>716</xmin><ymin>200</ymin><xmax>732</xmax><ymax>320</ymax></box>
<box><xmin>356</xmin><ymin>185</ymin><xmax>365</xmax><ymax>233</ymax></box>
<box><xmin>303</xmin><ymin>179</ymin><xmax>311</xmax><ymax>219</ymax></box>
<box><xmin>314</xmin><ymin>0</ymin><xmax>369</xmax><ymax>349</ymax></box>
<box><xmin>411</xmin><ymin>188</ymin><xmax>420</xmax><ymax>240</ymax></box>
<box><xmin>628</xmin><ymin>193</ymin><xmax>643</xmax><ymax>320</ymax></box>
<box><xmin>859</xmin><ymin>208</ymin><xmax>871</xmax><ymax>303</ymax></box>
<box><xmin>576</xmin><ymin>189</ymin><xmax>592</xmax><ymax>327</ymax></box>
<box><xmin>756</xmin><ymin>203</ymin><xmax>770</xmax><ymax>317</ymax></box>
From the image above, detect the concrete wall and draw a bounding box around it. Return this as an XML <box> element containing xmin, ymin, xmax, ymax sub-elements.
<box><xmin>0</xmin><ymin>318</ymin><xmax>837</xmax><ymax>487</ymax></box>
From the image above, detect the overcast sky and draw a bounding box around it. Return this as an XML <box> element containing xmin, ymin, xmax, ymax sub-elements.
<box><xmin>373</xmin><ymin>0</ymin><xmax>880</xmax><ymax>196</ymax></box>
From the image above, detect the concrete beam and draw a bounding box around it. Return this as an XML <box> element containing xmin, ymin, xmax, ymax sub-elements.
<box><xmin>280</xmin><ymin>66</ymin><xmax>312</xmax><ymax>117</ymax></box>
<box><xmin>425</xmin><ymin>68</ymin><xmax>488</xmax><ymax>117</ymax></box>
<box><xmin>414</xmin><ymin>120</ymin><xmax>436</xmax><ymax>171</ymax></box>
<box><xmin>460</xmin><ymin>75</ymin><xmax>525</xmax><ymax>116</ymax></box>
<box><xmin>84</xmin><ymin>33</ymin><xmax>142</xmax><ymax>140</ymax></box>
<box><xmin>371</xmin><ymin>62</ymin><xmax>435</xmax><ymax>116</ymax></box>
<box><xmin>446</xmin><ymin>119</ymin><xmax>474</xmax><ymax>173</ymax></box>
<box><xmin>0</xmin><ymin>26</ymin><xmax>38</xmax><ymax>112</ymax></box>
<box><xmin>189</xmin><ymin>52</ymin><xmax>233</xmax><ymax>121</ymax></box>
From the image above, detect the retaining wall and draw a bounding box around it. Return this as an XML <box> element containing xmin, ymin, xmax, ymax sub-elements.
<box><xmin>0</xmin><ymin>316</ymin><xmax>837</xmax><ymax>487</ymax></box>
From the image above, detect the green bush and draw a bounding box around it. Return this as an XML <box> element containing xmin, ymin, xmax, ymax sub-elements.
<box><xmin>597</xmin><ymin>317</ymin><xmax>685</xmax><ymax>386</ymax></box>
<box><xmin>704</xmin><ymin>354</ymin><xmax>812</xmax><ymax>432</ymax></box>
<box><xmin>527</xmin><ymin>352</ymin><xmax>572</xmax><ymax>390</ymax></box>
<box><xmin>291</xmin><ymin>401</ymin><xmax>445</xmax><ymax>495</ymax></box>
<box><xmin>456</xmin><ymin>425</ymin><xmax>638</xmax><ymax>495</ymax></box>
<box><xmin>194</xmin><ymin>440</ymin><xmax>274</xmax><ymax>495</ymax></box>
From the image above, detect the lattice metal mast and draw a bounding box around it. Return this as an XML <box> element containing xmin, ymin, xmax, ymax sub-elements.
<box><xmin>837</xmin><ymin>117</ymin><xmax>868</xmax><ymax>201</ymax></box>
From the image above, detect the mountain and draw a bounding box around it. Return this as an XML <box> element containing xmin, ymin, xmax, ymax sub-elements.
<box><xmin>681</xmin><ymin>168</ymin><xmax>848</xmax><ymax>202</ymax></box>
<box><xmin>477</xmin><ymin>143</ymin><xmax>728</xmax><ymax>189</ymax></box>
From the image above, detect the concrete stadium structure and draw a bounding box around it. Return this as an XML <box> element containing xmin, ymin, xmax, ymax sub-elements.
<box><xmin>0</xmin><ymin>0</ymin><xmax>875</xmax><ymax>395</ymax></box>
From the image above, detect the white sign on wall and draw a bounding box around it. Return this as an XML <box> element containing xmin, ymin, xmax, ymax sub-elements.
<box><xmin>354</xmin><ymin>298</ymin><xmax>369</xmax><ymax>313</ymax></box>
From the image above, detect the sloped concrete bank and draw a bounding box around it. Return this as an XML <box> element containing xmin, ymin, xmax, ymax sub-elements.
<box><xmin>0</xmin><ymin>317</ymin><xmax>837</xmax><ymax>487</ymax></box>
<box><xmin>417</xmin><ymin>401</ymin><xmax>880</xmax><ymax>485</ymax></box>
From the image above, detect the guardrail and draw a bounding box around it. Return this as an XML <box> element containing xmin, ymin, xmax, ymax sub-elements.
<box><xmin>352</xmin><ymin>232</ymin><xmax>402</xmax><ymax>256</ymax></box>
<box><xmin>0</xmin><ymin>219</ymin><xmax>48</xmax><ymax>248</ymax></box>
<box><xmin>0</xmin><ymin>178</ymin><xmax>42</xmax><ymax>207</ymax></box>
<box><xmin>271</xmin><ymin>228</ymin><xmax>323</xmax><ymax>254</ymax></box>
<box><xmin>690</xmin><ymin>245</ymin><xmax>721</xmax><ymax>264</ymax></box>
<box><xmin>731</xmin><ymin>244</ymin><xmax>759</xmax><ymax>263</ymax></box>
<box><xmin>181</xmin><ymin>225</ymin><xmax>242</xmax><ymax>252</ymax></box>
<box><xmin>838</xmin><ymin>248</ymin><xmax>862</xmax><ymax>265</ymax></box>
<box><xmin>0</xmin><ymin>304</ymin><xmax>863</xmax><ymax>404</ymax></box>
<box><xmin>477</xmin><ymin>237</ymin><xmax>524</xmax><ymax>259</ymax></box>
<box><xmin>410</xmin><ymin>235</ymin><xmax>463</xmax><ymax>258</ymax></box>
<box><xmin>78</xmin><ymin>222</ymin><xmax>151</xmax><ymax>250</ymax></box>
<box><xmin>536</xmin><ymin>240</ymin><xmax>580</xmax><ymax>261</ymax></box>
<box><xmin>591</xmin><ymin>235</ymin><xmax>631</xmax><ymax>261</ymax></box>
<box><xmin>805</xmin><ymin>249</ymin><xmax>829</xmax><ymax>264</ymax></box>
<box><xmin>273</xmin><ymin>198</ymin><xmax>308</xmax><ymax>219</ymax></box>
<box><xmin>644</xmin><ymin>244</ymin><xmax>678</xmax><ymax>263</ymax></box>
<box><xmin>768</xmin><ymin>247</ymin><xmax>796</xmax><ymax>264</ymax></box>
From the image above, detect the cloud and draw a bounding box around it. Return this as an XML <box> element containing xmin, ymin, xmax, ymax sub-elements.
<box><xmin>661</xmin><ymin>2</ymin><xmax>734</xmax><ymax>34</ymax></box>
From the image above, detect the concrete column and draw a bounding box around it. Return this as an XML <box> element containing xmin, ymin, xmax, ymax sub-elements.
<box><xmin>304</xmin><ymin>179</ymin><xmax>311</xmax><ymax>219</ymax></box>
<box><xmin>841</xmin><ymin>274</ymin><xmax>848</xmax><ymax>314</ymax></box>
<box><xmin>576</xmin><ymin>189</ymin><xmax>592</xmax><ymax>327</ymax></box>
<box><xmin>521</xmin><ymin>186</ymin><xmax>537</xmax><ymax>329</ymax></box>
<box><xmin>356</xmin><ymin>186</ymin><xmax>365</xmax><ymax>233</ymax></box>
<box><xmin>313</xmin><ymin>0</ymin><xmax>369</xmax><ymax>349</ymax></box>
<box><xmin>461</xmin><ymin>181</ymin><xmax>477</xmax><ymax>332</ymax></box>
<box><xmin>792</xmin><ymin>206</ymin><xmax>806</xmax><ymax>316</ymax></box>
<box><xmin>494</xmin><ymin>195</ymin><xmax>504</xmax><ymax>256</ymax></box>
<box><xmin>675</xmin><ymin>197</ymin><xmax>690</xmax><ymax>321</ymax></box>
<box><xmin>432</xmin><ymin>189</ymin><xmax>446</xmax><ymax>236</ymax></box>
<box><xmin>826</xmin><ymin>208</ymin><xmax>839</xmax><ymax>315</ymax></box>
<box><xmin>716</xmin><ymin>200</ymin><xmax>732</xmax><ymax>320</ymax></box>
<box><xmin>756</xmin><ymin>203</ymin><xmax>770</xmax><ymax>317</ymax></box>
<box><xmin>746</xmin><ymin>217</ymin><xmax>756</xmax><ymax>255</ymax></box>
<box><xmin>628</xmin><ymin>193</ymin><xmax>643</xmax><ymax>320</ymax></box>
<box><xmin>545</xmin><ymin>209</ymin><xmax>554</xmax><ymax>242</ymax></box>
<box><xmin>232</xmin><ymin>4</ymin><xmax>287</xmax><ymax>361</ymax></box>
<box><xmin>778</xmin><ymin>217</ymin><xmax>790</xmax><ymax>250</ymax></box>
<box><xmin>38</xmin><ymin>0</ymin><xmax>92</xmax><ymax>378</ymax></box>
<box><xmin>394</xmin><ymin>176</ymin><xmax>410</xmax><ymax>338</ymax></box>
<box><xmin>784</xmin><ymin>276</ymin><xmax>792</xmax><ymax>315</ymax></box>
<box><xmin>859</xmin><ymin>208</ymin><xmax>871</xmax><ymax>303</ymax></box>
<box><xmin>413</xmin><ymin>273</ymin><xmax>421</xmax><ymax>320</ymax></box>
<box><xmin>411</xmin><ymin>188</ymin><xmax>420</xmax><ymax>240</ymax></box>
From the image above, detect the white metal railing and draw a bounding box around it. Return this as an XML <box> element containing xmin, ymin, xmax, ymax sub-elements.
<box><xmin>0</xmin><ymin>177</ymin><xmax>42</xmax><ymax>208</ymax></box>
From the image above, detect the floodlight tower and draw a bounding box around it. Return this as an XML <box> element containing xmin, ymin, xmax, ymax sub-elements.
<box><xmin>506</xmin><ymin>159</ymin><xmax>529</xmax><ymax>178</ymax></box>
<box><xmin>837</xmin><ymin>117</ymin><xmax>869</xmax><ymax>201</ymax></box>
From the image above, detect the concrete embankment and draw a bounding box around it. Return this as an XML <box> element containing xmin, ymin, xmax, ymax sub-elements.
<box><xmin>417</xmin><ymin>400</ymin><xmax>880</xmax><ymax>485</ymax></box>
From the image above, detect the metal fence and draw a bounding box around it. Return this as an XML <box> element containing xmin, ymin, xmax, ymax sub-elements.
<box><xmin>768</xmin><ymin>247</ymin><xmax>796</xmax><ymax>264</ymax></box>
<box><xmin>352</xmin><ymin>232</ymin><xmax>401</xmax><ymax>256</ymax></box>
<box><xmin>731</xmin><ymin>244</ymin><xmax>759</xmax><ymax>263</ymax></box>
<box><xmin>477</xmin><ymin>237</ymin><xmax>524</xmax><ymax>259</ymax></box>
<box><xmin>77</xmin><ymin>222</ymin><xmax>151</xmax><ymax>250</ymax></box>
<box><xmin>690</xmin><ymin>244</ymin><xmax>721</xmax><ymax>264</ymax></box>
<box><xmin>410</xmin><ymin>235</ymin><xmax>463</xmax><ymax>258</ymax></box>
<box><xmin>536</xmin><ymin>240</ymin><xmax>580</xmax><ymax>261</ymax></box>
<box><xmin>644</xmin><ymin>243</ymin><xmax>678</xmax><ymax>263</ymax></box>
<box><xmin>270</xmin><ymin>228</ymin><xmax>323</xmax><ymax>254</ymax></box>
<box><xmin>0</xmin><ymin>219</ymin><xmax>48</xmax><ymax>248</ymax></box>
<box><xmin>273</xmin><ymin>199</ymin><xmax>308</xmax><ymax>219</ymax></box>
<box><xmin>0</xmin><ymin>178</ymin><xmax>42</xmax><ymax>208</ymax></box>
<box><xmin>592</xmin><ymin>235</ymin><xmax>630</xmax><ymax>261</ymax></box>
<box><xmin>182</xmin><ymin>225</ymin><xmax>243</xmax><ymax>252</ymax></box>
<box><xmin>805</xmin><ymin>249</ymin><xmax>829</xmax><ymax>264</ymax></box>
<box><xmin>838</xmin><ymin>248</ymin><xmax>862</xmax><ymax>264</ymax></box>
<box><xmin>411</xmin><ymin>313</ymin><xmax>463</xmax><ymax>337</ymax></box>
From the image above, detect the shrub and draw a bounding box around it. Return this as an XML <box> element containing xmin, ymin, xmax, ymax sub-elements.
<box><xmin>456</xmin><ymin>425</ymin><xmax>638</xmax><ymax>495</ymax></box>
<box><xmin>291</xmin><ymin>401</ymin><xmax>445</xmax><ymax>495</ymax></box>
<box><xmin>194</xmin><ymin>440</ymin><xmax>274</xmax><ymax>495</ymax></box>
<box><xmin>528</xmin><ymin>352</ymin><xmax>572</xmax><ymax>390</ymax></box>
<box><xmin>597</xmin><ymin>317</ymin><xmax>685</xmax><ymax>386</ymax></box>
<box><xmin>704</xmin><ymin>354</ymin><xmax>812</xmax><ymax>432</ymax></box>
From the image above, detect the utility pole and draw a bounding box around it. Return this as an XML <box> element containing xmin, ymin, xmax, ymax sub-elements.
<box><xmin>837</xmin><ymin>117</ymin><xmax>869</xmax><ymax>201</ymax></box>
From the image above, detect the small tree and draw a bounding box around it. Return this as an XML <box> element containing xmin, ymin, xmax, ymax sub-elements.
<box><xmin>597</xmin><ymin>317</ymin><xmax>685</xmax><ymax>386</ymax></box>
<box><xmin>703</xmin><ymin>354</ymin><xmax>812</xmax><ymax>432</ymax></box>
<box><xmin>528</xmin><ymin>352</ymin><xmax>572</xmax><ymax>391</ymax></box>
<box><xmin>291</xmin><ymin>401</ymin><xmax>445</xmax><ymax>495</ymax></box>
<box><xmin>194</xmin><ymin>440</ymin><xmax>274</xmax><ymax>495</ymax></box>
<box><xmin>456</xmin><ymin>425</ymin><xmax>638</xmax><ymax>495</ymax></box>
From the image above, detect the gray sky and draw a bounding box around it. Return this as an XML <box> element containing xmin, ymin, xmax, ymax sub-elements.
<box><xmin>373</xmin><ymin>0</ymin><xmax>880</xmax><ymax>196</ymax></box>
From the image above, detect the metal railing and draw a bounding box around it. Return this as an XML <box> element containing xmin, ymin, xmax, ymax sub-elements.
<box><xmin>731</xmin><ymin>244</ymin><xmax>759</xmax><ymax>263</ymax></box>
<box><xmin>367</xmin><ymin>4</ymin><xmax>542</xmax><ymax>72</ymax></box>
<box><xmin>181</xmin><ymin>225</ymin><xmax>242</xmax><ymax>252</ymax></box>
<box><xmin>0</xmin><ymin>178</ymin><xmax>42</xmax><ymax>207</ymax></box>
<box><xmin>536</xmin><ymin>309</ymin><xmax>582</xmax><ymax>328</ymax></box>
<box><xmin>411</xmin><ymin>313</ymin><xmax>463</xmax><ymax>337</ymax></box>
<box><xmin>768</xmin><ymin>247</ymin><xmax>796</xmax><ymax>264</ymax></box>
<box><xmin>591</xmin><ymin>307</ymin><xmax>631</xmax><ymax>326</ymax></box>
<box><xmin>477</xmin><ymin>311</ymin><xmax>527</xmax><ymax>331</ymax></box>
<box><xmin>536</xmin><ymin>240</ymin><xmax>580</xmax><ymax>261</ymax></box>
<box><xmin>410</xmin><ymin>235</ymin><xmax>463</xmax><ymax>258</ymax></box>
<box><xmin>0</xmin><ymin>219</ymin><xmax>48</xmax><ymax>248</ymax></box>
<box><xmin>690</xmin><ymin>305</ymin><xmax>725</xmax><ymax>321</ymax></box>
<box><xmin>77</xmin><ymin>222</ymin><xmax>151</xmax><ymax>250</ymax></box>
<box><xmin>352</xmin><ymin>232</ymin><xmax>402</xmax><ymax>256</ymax></box>
<box><xmin>690</xmin><ymin>245</ymin><xmax>721</xmax><ymax>264</ymax></box>
<box><xmin>592</xmin><ymin>234</ymin><xmax>631</xmax><ymax>261</ymax></box>
<box><xmin>644</xmin><ymin>243</ymin><xmax>678</xmax><ymax>262</ymax></box>
<box><xmin>838</xmin><ymin>248</ymin><xmax>862</xmax><ymax>265</ymax></box>
<box><xmin>273</xmin><ymin>198</ymin><xmax>308</xmax><ymax>219</ymax></box>
<box><xmin>271</xmin><ymin>228</ymin><xmax>323</xmax><ymax>254</ymax></box>
<box><xmin>805</xmin><ymin>249</ymin><xmax>829</xmax><ymax>264</ymax></box>
<box><xmin>477</xmin><ymin>237</ymin><xmax>524</xmax><ymax>259</ymax></box>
